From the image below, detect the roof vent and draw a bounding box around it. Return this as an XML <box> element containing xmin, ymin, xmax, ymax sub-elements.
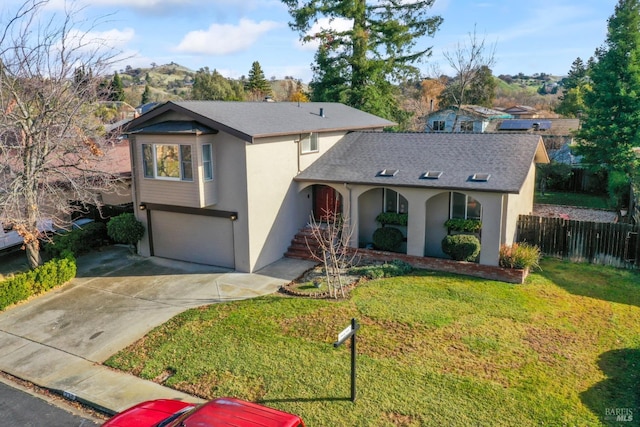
<box><xmin>319</xmin><ymin>107</ymin><xmax>325</xmax><ymax>117</ymax></box>
<box><xmin>421</xmin><ymin>171</ymin><xmax>443</xmax><ymax>179</ymax></box>
<box><xmin>378</xmin><ymin>169</ymin><xmax>398</xmax><ymax>177</ymax></box>
<box><xmin>471</xmin><ymin>173</ymin><xmax>491</xmax><ymax>182</ymax></box>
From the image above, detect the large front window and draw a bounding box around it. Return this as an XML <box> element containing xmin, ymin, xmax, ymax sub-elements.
<box><xmin>450</xmin><ymin>192</ymin><xmax>481</xmax><ymax>220</ymax></box>
<box><xmin>384</xmin><ymin>189</ymin><xmax>408</xmax><ymax>214</ymax></box>
<box><xmin>143</xmin><ymin>144</ymin><xmax>193</xmax><ymax>181</ymax></box>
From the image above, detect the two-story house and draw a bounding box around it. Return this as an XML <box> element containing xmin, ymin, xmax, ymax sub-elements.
<box><xmin>124</xmin><ymin>101</ymin><xmax>393</xmax><ymax>272</ymax></box>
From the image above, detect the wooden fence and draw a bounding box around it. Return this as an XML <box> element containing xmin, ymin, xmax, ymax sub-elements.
<box><xmin>516</xmin><ymin>215</ymin><xmax>640</xmax><ymax>269</ymax></box>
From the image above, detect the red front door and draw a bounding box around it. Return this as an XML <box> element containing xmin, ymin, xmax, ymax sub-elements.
<box><xmin>313</xmin><ymin>185</ymin><xmax>341</xmax><ymax>222</ymax></box>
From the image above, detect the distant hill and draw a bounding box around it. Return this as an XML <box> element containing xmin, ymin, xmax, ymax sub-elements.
<box><xmin>113</xmin><ymin>62</ymin><xmax>564</xmax><ymax>125</ymax></box>
<box><xmin>116</xmin><ymin>62</ymin><xmax>308</xmax><ymax>107</ymax></box>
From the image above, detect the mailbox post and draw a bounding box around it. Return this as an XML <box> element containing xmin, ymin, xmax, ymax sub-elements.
<box><xmin>333</xmin><ymin>318</ymin><xmax>360</xmax><ymax>402</ymax></box>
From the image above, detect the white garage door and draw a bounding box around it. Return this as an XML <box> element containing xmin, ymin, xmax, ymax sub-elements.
<box><xmin>150</xmin><ymin>211</ymin><xmax>235</xmax><ymax>268</ymax></box>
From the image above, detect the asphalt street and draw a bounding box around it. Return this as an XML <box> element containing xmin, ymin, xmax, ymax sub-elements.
<box><xmin>0</xmin><ymin>378</ymin><xmax>102</xmax><ymax>426</ymax></box>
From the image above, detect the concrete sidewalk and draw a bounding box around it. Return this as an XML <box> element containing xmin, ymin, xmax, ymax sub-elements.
<box><xmin>0</xmin><ymin>246</ymin><xmax>315</xmax><ymax>415</ymax></box>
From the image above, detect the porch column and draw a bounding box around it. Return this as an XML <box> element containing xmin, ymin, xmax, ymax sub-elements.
<box><xmin>405</xmin><ymin>190</ymin><xmax>426</xmax><ymax>257</ymax></box>
<box><xmin>478</xmin><ymin>194</ymin><xmax>504</xmax><ymax>266</ymax></box>
<box><xmin>347</xmin><ymin>185</ymin><xmax>360</xmax><ymax>249</ymax></box>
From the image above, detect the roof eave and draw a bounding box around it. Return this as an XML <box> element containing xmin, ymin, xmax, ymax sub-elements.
<box><xmin>293</xmin><ymin>177</ymin><xmax>522</xmax><ymax>194</ymax></box>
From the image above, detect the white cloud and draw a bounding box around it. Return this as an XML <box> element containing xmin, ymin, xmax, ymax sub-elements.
<box><xmin>296</xmin><ymin>17</ymin><xmax>353</xmax><ymax>52</ymax></box>
<box><xmin>60</xmin><ymin>27</ymin><xmax>135</xmax><ymax>54</ymax></box>
<box><xmin>174</xmin><ymin>19</ymin><xmax>282</xmax><ymax>55</ymax></box>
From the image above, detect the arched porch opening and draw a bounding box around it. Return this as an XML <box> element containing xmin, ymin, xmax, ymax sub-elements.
<box><xmin>424</xmin><ymin>191</ymin><xmax>483</xmax><ymax>258</ymax></box>
<box><xmin>357</xmin><ymin>187</ymin><xmax>409</xmax><ymax>253</ymax></box>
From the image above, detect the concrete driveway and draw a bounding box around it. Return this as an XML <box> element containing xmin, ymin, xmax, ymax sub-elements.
<box><xmin>0</xmin><ymin>246</ymin><xmax>315</xmax><ymax>412</ymax></box>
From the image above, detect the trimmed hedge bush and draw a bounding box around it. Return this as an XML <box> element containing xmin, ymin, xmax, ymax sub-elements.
<box><xmin>44</xmin><ymin>222</ymin><xmax>108</xmax><ymax>258</ymax></box>
<box><xmin>375</xmin><ymin>212</ymin><xmax>408</xmax><ymax>226</ymax></box>
<box><xmin>442</xmin><ymin>234</ymin><xmax>481</xmax><ymax>262</ymax></box>
<box><xmin>444</xmin><ymin>218</ymin><xmax>482</xmax><ymax>233</ymax></box>
<box><xmin>0</xmin><ymin>253</ymin><xmax>76</xmax><ymax>310</ymax></box>
<box><xmin>372</xmin><ymin>227</ymin><xmax>404</xmax><ymax>252</ymax></box>
<box><xmin>107</xmin><ymin>213</ymin><xmax>145</xmax><ymax>249</ymax></box>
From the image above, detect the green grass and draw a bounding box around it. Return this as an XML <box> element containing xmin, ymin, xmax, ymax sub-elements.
<box><xmin>535</xmin><ymin>191</ymin><xmax>610</xmax><ymax>209</ymax></box>
<box><xmin>106</xmin><ymin>260</ymin><xmax>640</xmax><ymax>426</ymax></box>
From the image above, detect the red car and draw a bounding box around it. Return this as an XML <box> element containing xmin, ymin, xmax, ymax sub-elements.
<box><xmin>101</xmin><ymin>397</ymin><xmax>306</xmax><ymax>427</ymax></box>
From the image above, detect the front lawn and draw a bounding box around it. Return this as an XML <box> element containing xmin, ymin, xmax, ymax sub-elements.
<box><xmin>106</xmin><ymin>260</ymin><xmax>640</xmax><ymax>426</ymax></box>
<box><xmin>535</xmin><ymin>191</ymin><xmax>610</xmax><ymax>209</ymax></box>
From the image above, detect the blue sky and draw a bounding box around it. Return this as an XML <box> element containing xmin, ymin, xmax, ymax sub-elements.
<box><xmin>5</xmin><ymin>0</ymin><xmax>619</xmax><ymax>81</ymax></box>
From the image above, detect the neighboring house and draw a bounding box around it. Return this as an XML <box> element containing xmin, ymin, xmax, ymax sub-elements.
<box><xmin>485</xmin><ymin>118</ymin><xmax>581</xmax><ymax>165</ymax></box>
<box><xmin>425</xmin><ymin>105</ymin><xmax>512</xmax><ymax>133</ymax></box>
<box><xmin>501</xmin><ymin>105</ymin><xmax>541</xmax><ymax>119</ymax></box>
<box><xmin>295</xmin><ymin>132</ymin><xmax>548</xmax><ymax>266</ymax></box>
<box><xmin>124</xmin><ymin>101</ymin><xmax>394</xmax><ymax>273</ymax></box>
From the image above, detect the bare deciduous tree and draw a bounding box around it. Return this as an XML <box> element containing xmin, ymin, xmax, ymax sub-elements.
<box><xmin>0</xmin><ymin>0</ymin><xmax>124</xmax><ymax>268</ymax></box>
<box><xmin>305</xmin><ymin>204</ymin><xmax>358</xmax><ymax>299</ymax></box>
<box><xmin>439</xmin><ymin>27</ymin><xmax>496</xmax><ymax>131</ymax></box>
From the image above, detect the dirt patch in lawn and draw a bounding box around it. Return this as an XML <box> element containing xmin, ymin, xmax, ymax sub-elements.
<box><xmin>280</xmin><ymin>265</ymin><xmax>362</xmax><ymax>299</ymax></box>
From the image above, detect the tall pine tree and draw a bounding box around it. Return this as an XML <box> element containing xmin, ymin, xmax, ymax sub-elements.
<box><xmin>576</xmin><ymin>0</ymin><xmax>640</xmax><ymax>188</ymax></box>
<box><xmin>555</xmin><ymin>57</ymin><xmax>591</xmax><ymax>118</ymax></box>
<box><xmin>246</xmin><ymin>61</ymin><xmax>272</xmax><ymax>100</ymax></box>
<box><xmin>109</xmin><ymin>71</ymin><xmax>125</xmax><ymax>102</ymax></box>
<box><xmin>282</xmin><ymin>0</ymin><xmax>441</xmax><ymax>125</ymax></box>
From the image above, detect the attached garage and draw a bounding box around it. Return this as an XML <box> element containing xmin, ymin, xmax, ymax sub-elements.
<box><xmin>145</xmin><ymin>204</ymin><xmax>236</xmax><ymax>269</ymax></box>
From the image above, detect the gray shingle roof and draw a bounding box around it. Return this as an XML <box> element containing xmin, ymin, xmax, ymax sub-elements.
<box><xmin>295</xmin><ymin>132</ymin><xmax>548</xmax><ymax>194</ymax></box>
<box><xmin>125</xmin><ymin>101</ymin><xmax>395</xmax><ymax>142</ymax></box>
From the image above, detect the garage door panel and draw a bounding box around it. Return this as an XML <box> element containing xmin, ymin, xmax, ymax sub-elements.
<box><xmin>151</xmin><ymin>211</ymin><xmax>234</xmax><ymax>268</ymax></box>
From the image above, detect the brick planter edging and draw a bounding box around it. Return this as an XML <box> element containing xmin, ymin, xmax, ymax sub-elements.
<box><xmin>350</xmin><ymin>248</ymin><xmax>529</xmax><ymax>284</ymax></box>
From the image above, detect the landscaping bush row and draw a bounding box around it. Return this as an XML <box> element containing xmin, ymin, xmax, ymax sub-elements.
<box><xmin>44</xmin><ymin>222</ymin><xmax>109</xmax><ymax>258</ymax></box>
<box><xmin>0</xmin><ymin>253</ymin><xmax>76</xmax><ymax>310</ymax></box>
<box><xmin>349</xmin><ymin>259</ymin><xmax>413</xmax><ymax>279</ymax></box>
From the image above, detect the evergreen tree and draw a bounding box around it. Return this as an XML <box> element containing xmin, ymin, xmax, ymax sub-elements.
<box><xmin>245</xmin><ymin>61</ymin><xmax>272</xmax><ymax>100</ymax></box>
<box><xmin>576</xmin><ymin>0</ymin><xmax>640</xmax><ymax>189</ymax></box>
<box><xmin>282</xmin><ymin>0</ymin><xmax>442</xmax><ymax>122</ymax></box>
<box><xmin>140</xmin><ymin>84</ymin><xmax>152</xmax><ymax>104</ymax></box>
<box><xmin>109</xmin><ymin>71</ymin><xmax>125</xmax><ymax>102</ymax></box>
<box><xmin>555</xmin><ymin>57</ymin><xmax>591</xmax><ymax>117</ymax></box>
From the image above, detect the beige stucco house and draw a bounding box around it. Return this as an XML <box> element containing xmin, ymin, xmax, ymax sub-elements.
<box><xmin>125</xmin><ymin>101</ymin><xmax>548</xmax><ymax>273</ymax></box>
<box><xmin>124</xmin><ymin>101</ymin><xmax>394</xmax><ymax>272</ymax></box>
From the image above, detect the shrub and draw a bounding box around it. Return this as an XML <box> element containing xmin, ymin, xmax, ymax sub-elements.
<box><xmin>375</xmin><ymin>212</ymin><xmax>408</xmax><ymax>226</ymax></box>
<box><xmin>107</xmin><ymin>213</ymin><xmax>145</xmax><ymax>250</ymax></box>
<box><xmin>442</xmin><ymin>234</ymin><xmax>481</xmax><ymax>262</ymax></box>
<box><xmin>444</xmin><ymin>218</ymin><xmax>482</xmax><ymax>233</ymax></box>
<box><xmin>499</xmin><ymin>243</ymin><xmax>541</xmax><ymax>270</ymax></box>
<box><xmin>608</xmin><ymin>170</ymin><xmax>631</xmax><ymax>209</ymax></box>
<box><xmin>44</xmin><ymin>222</ymin><xmax>108</xmax><ymax>258</ymax></box>
<box><xmin>0</xmin><ymin>253</ymin><xmax>76</xmax><ymax>310</ymax></box>
<box><xmin>349</xmin><ymin>260</ymin><xmax>413</xmax><ymax>279</ymax></box>
<box><xmin>372</xmin><ymin>227</ymin><xmax>404</xmax><ymax>252</ymax></box>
